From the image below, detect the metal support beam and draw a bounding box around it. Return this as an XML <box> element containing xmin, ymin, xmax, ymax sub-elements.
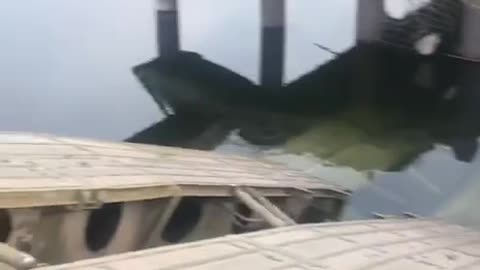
<box><xmin>356</xmin><ymin>0</ymin><xmax>385</xmax><ymax>43</ymax></box>
<box><xmin>233</xmin><ymin>187</ymin><xmax>292</xmax><ymax>228</ymax></box>
<box><xmin>260</xmin><ymin>0</ymin><xmax>285</xmax><ymax>88</ymax></box>
<box><xmin>243</xmin><ymin>187</ymin><xmax>296</xmax><ymax>225</ymax></box>
<box><xmin>156</xmin><ymin>0</ymin><xmax>180</xmax><ymax>57</ymax></box>
<box><xmin>139</xmin><ymin>186</ymin><xmax>183</xmax><ymax>249</ymax></box>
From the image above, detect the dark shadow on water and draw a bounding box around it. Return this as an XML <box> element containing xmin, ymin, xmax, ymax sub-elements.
<box><xmin>126</xmin><ymin>44</ymin><xmax>480</xmax><ymax>167</ymax></box>
<box><xmin>125</xmin><ymin>113</ymin><xmax>228</xmax><ymax>150</ymax></box>
<box><xmin>122</xmin><ymin>1</ymin><xmax>480</xmax><ymax>227</ymax></box>
<box><xmin>122</xmin><ymin>41</ymin><xmax>480</xmax><ymax>228</ymax></box>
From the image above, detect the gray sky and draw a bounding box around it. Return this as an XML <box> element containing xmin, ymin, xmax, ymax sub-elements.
<box><xmin>0</xmin><ymin>0</ymin><xmax>356</xmax><ymax>140</ymax></box>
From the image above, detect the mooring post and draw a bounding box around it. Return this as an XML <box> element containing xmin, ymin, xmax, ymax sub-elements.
<box><xmin>354</xmin><ymin>0</ymin><xmax>386</xmax><ymax>106</ymax></box>
<box><xmin>356</xmin><ymin>0</ymin><xmax>385</xmax><ymax>44</ymax></box>
<box><xmin>156</xmin><ymin>0</ymin><xmax>180</xmax><ymax>56</ymax></box>
<box><xmin>260</xmin><ymin>0</ymin><xmax>285</xmax><ymax>88</ymax></box>
<box><xmin>454</xmin><ymin>1</ymin><xmax>480</xmax><ymax>150</ymax></box>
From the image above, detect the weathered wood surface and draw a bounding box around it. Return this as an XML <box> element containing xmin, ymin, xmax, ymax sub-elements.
<box><xmin>37</xmin><ymin>218</ymin><xmax>480</xmax><ymax>270</ymax></box>
<box><xmin>0</xmin><ymin>132</ymin><xmax>346</xmax><ymax>208</ymax></box>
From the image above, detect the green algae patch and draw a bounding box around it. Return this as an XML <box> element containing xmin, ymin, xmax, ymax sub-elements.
<box><xmin>285</xmin><ymin>120</ymin><xmax>369</xmax><ymax>159</ymax></box>
<box><xmin>329</xmin><ymin>129</ymin><xmax>432</xmax><ymax>171</ymax></box>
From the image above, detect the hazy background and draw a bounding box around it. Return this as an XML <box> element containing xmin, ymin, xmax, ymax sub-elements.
<box><xmin>0</xmin><ymin>0</ymin><xmax>357</xmax><ymax>140</ymax></box>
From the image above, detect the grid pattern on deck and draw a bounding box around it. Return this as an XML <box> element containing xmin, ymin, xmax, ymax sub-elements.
<box><xmin>36</xmin><ymin>219</ymin><xmax>480</xmax><ymax>270</ymax></box>
<box><xmin>0</xmin><ymin>133</ymin><xmax>344</xmax><ymax>207</ymax></box>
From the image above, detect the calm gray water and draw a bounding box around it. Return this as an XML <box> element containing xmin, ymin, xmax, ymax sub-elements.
<box><xmin>0</xmin><ymin>0</ymin><xmax>356</xmax><ymax>141</ymax></box>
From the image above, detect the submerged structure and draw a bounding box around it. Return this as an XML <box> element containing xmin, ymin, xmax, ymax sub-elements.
<box><xmin>0</xmin><ymin>132</ymin><xmax>346</xmax><ymax>267</ymax></box>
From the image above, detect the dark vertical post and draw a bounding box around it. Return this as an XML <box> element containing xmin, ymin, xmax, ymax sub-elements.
<box><xmin>448</xmin><ymin>1</ymin><xmax>480</xmax><ymax>160</ymax></box>
<box><xmin>260</xmin><ymin>0</ymin><xmax>285</xmax><ymax>88</ymax></box>
<box><xmin>353</xmin><ymin>0</ymin><xmax>385</xmax><ymax>106</ymax></box>
<box><xmin>356</xmin><ymin>0</ymin><xmax>385</xmax><ymax>44</ymax></box>
<box><xmin>458</xmin><ymin>0</ymin><xmax>480</xmax><ymax>61</ymax></box>
<box><xmin>156</xmin><ymin>0</ymin><xmax>180</xmax><ymax>57</ymax></box>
